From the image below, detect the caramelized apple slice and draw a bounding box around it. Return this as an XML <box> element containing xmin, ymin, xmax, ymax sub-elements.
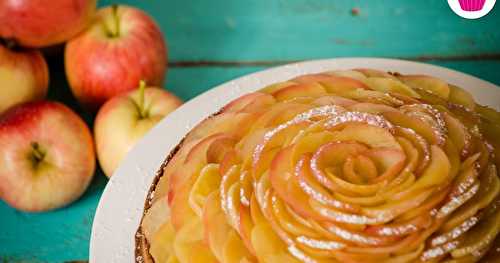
<box><xmin>443</xmin><ymin>112</ymin><xmax>472</xmax><ymax>157</ymax></box>
<box><xmin>391</xmin><ymin>145</ymin><xmax>451</xmax><ymax>200</ymax></box>
<box><xmin>268</xmin><ymin>147</ymin><xmax>329</xmax><ymax>221</ymax></box>
<box><xmin>250</xmin><ymin>222</ymin><xmax>301</xmax><ymax>263</ymax></box>
<box><xmin>270</xmin><ymin>191</ymin><xmax>321</xmax><ymax>237</ymax></box>
<box><xmin>364</xmin><ymin>77</ymin><xmax>421</xmax><ymax>98</ymax></box>
<box><xmin>327</xmin><ymin>70</ymin><xmax>367</xmax><ymax>81</ymax></box>
<box><xmin>312</xmin><ymin>95</ymin><xmax>358</xmax><ymax>107</ymax></box>
<box><xmin>150</xmin><ymin>220</ymin><xmax>176</xmax><ymax>263</ymax></box>
<box><xmin>203</xmin><ymin>192</ymin><xmax>233</xmax><ymax>261</ymax></box>
<box><xmin>185</xmin><ymin>112</ymin><xmax>256</xmax><ymax>143</ymax></box>
<box><xmin>239</xmin><ymin>205</ymin><xmax>256</xmax><ymax>256</ymax></box>
<box><xmin>142</xmin><ymin>196</ymin><xmax>170</xmax><ymax>242</ymax></box>
<box><xmin>189</xmin><ymin>164</ymin><xmax>221</xmax><ymax>217</ymax></box>
<box><xmin>327</xmin><ymin>123</ymin><xmax>400</xmax><ymax>150</ymax></box>
<box><xmin>347</xmin><ymin>102</ymin><xmax>398</xmax><ymax>114</ymax></box>
<box><xmin>355</xmin><ymin>68</ymin><xmax>397</xmax><ymax>79</ymax></box>
<box><xmin>384</xmin><ymin>110</ymin><xmax>442</xmax><ymax>145</ymax></box>
<box><xmin>222</xmin><ymin>92</ymin><xmax>276</xmax><ymax>113</ymax></box>
<box><xmin>272</xmin><ymin>82</ymin><xmax>327</xmax><ymax>101</ymax></box>
<box><xmin>259</xmin><ymin>81</ymin><xmax>295</xmax><ymax>94</ymax></box>
<box><xmin>398</xmin><ymin>75</ymin><xmax>450</xmax><ymax>100</ymax></box>
<box><xmin>451</xmin><ymin>207</ymin><xmax>500</xmax><ymax>258</ymax></box>
<box><xmin>441</xmin><ymin>165</ymin><xmax>500</xmax><ymax>232</ymax></box>
<box><xmin>221</xmin><ymin>230</ymin><xmax>255</xmax><ymax>263</ymax></box>
<box><xmin>173</xmin><ymin>217</ymin><xmax>218</xmax><ymax>263</ymax></box>
<box><xmin>170</xmin><ymin>175</ymin><xmax>198</xmax><ymax>230</ymax></box>
<box><xmin>448</xmin><ymin>85</ymin><xmax>475</xmax><ymax>110</ymax></box>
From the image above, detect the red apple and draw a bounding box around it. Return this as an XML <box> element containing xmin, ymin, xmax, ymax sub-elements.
<box><xmin>0</xmin><ymin>101</ymin><xmax>96</xmax><ymax>212</ymax></box>
<box><xmin>94</xmin><ymin>81</ymin><xmax>182</xmax><ymax>177</ymax></box>
<box><xmin>0</xmin><ymin>0</ymin><xmax>97</xmax><ymax>47</ymax></box>
<box><xmin>0</xmin><ymin>42</ymin><xmax>49</xmax><ymax>113</ymax></box>
<box><xmin>65</xmin><ymin>5</ymin><xmax>168</xmax><ymax>111</ymax></box>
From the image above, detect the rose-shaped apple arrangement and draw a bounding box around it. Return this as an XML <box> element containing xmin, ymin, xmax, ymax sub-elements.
<box><xmin>0</xmin><ymin>101</ymin><xmax>95</xmax><ymax>212</ymax></box>
<box><xmin>138</xmin><ymin>69</ymin><xmax>500</xmax><ymax>262</ymax></box>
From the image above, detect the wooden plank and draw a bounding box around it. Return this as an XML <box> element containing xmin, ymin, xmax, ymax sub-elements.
<box><xmin>97</xmin><ymin>0</ymin><xmax>500</xmax><ymax>61</ymax></box>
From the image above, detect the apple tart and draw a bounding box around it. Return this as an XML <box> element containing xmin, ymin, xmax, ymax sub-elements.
<box><xmin>136</xmin><ymin>69</ymin><xmax>500</xmax><ymax>263</ymax></box>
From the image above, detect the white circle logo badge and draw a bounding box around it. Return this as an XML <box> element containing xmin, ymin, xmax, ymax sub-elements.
<box><xmin>448</xmin><ymin>0</ymin><xmax>496</xmax><ymax>19</ymax></box>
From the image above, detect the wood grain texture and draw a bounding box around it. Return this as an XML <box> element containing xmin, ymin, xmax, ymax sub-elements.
<box><xmin>98</xmin><ymin>0</ymin><xmax>500</xmax><ymax>61</ymax></box>
<box><xmin>0</xmin><ymin>0</ymin><xmax>499</xmax><ymax>262</ymax></box>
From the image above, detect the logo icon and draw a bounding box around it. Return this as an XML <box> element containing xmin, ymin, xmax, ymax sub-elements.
<box><xmin>448</xmin><ymin>0</ymin><xmax>496</xmax><ymax>19</ymax></box>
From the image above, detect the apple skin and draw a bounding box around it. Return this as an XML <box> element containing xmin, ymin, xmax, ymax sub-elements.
<box><xmin>0</xmin><ymin>0</ymin><xmax>97</xmax><ymax>47</ymax></box>
<box><xmin>94</xmin><ymin>86</ymin><xmax>182</xmax><ymax>177</ymax></box>
<box><xmin>65</xmin><ymin>5</ymin><xmax>168</xmax><ymax>111</ymax></box>
<box><xmin>0</xmin><ymin>44</ymin><xmax>49</xmax><ymax>113</ymax></box>
<box><xmin>0</xmin><ymin>101</ymin><xmax>96</xmax><ymax>212</ymax></box>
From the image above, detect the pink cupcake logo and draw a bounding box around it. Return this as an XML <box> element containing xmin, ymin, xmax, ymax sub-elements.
<box><xmin>459</xmin><ymin>0</ymin><xmax>486</xmax><ymax>11</ymax></box>
<box><xmin>448</xmin><ymin>0</ymin><xmax>496</xmax><ymax>19</ymax></box>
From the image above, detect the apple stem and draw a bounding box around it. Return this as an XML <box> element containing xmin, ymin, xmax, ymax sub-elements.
<box><xmin>107</xmin><ymin>4</ymin><xmax>121</xmax><ymax>38</ymax></box>
<box><xmin>138</xmin><ymin>80</ymin><xmax>147</xmax><ymax>119</ymax></box>
<box><xmin>1</xmin><ymin>38</ymin><xmax>17</xmax><ymax>50</ymax></box>
<box><xmin>31</xmin><ymin>142</ymin><xmax>46</xmax><ymax>165</ymax></box>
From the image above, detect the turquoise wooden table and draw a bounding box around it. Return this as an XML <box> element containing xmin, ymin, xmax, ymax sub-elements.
<box><xmin>1</xmin><ymin>0</ymin><xmax>499</xmax><ymax>262</ymax></box>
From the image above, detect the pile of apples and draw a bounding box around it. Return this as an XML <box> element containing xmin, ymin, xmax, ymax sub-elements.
<box><xmin>0</xmin><ymin>0</ymin><xmax>182</xmax><ymax>212</ymax></box>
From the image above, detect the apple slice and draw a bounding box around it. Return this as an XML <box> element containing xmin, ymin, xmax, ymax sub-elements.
<box><xmin>203</xmin><ymin>192</ymin><xmax>233</xmax><ymax>261</ymax></box>
<box><xmin>443</xmin><ymin>112</ymin><xmax>472</xmax><ymax>158</ymax></box>
<box><xmin>390</xmin><ymin>145</ymin><xmax>451</xmax><ymax>200</ymax></box>
<box><xmin>222</xmin><ymin>230</ymin><xmax>255</xmax><ymax>263</ymax></box>
<box><xmin>448</xmin><ymin>85</ymin><xmax>475</xmax><ymax>110</ymax></box>
<box><xmin>222</xmin><ymin>92</ymin><xmax>276</xmax><ymax>113</ymax></box>
<box><xmin>384</xmin><ymin>110</ymin><xmax>441</xmax><ymax>145</ymax></box>
<box><xmin>189</xmin><ymin>164</ymin><xmax>221</xmax><ymax>217</ymax></box>
<box><xmin>270</xmin><ymin>191</ymin><xmax>321</xmax><ymax>237</ymax></box>
<box><xmin>354</xmin><ymin>68</ymin><xmax>397</xmax><ymax>79</ymax></box>
<box><xmin>251</xmin><ymin>222</ymin><xmax>301</xmax><ymax>263</ymax></box>
<box><xmin>220</xmin><ymin>165</ymin><xmax>242</xmax><ymax>228</ymax></box>
<box><xmin>173</xmin><ymin>217</ymin><xmax>218</xmax><ymax>263</ymax></box>
<box><xmin>312</xmin><ymin>95</ymin><xmax>358</xmax><ymax>107</ymax></box>
<box><xmin>206</xmin><ymin>137</ymin><xmax>237</xmax><ymax>164</ymax></box>
<box><xmin>295</xmin><ymin>154</ymin><xmax>361</xmax><ymax>212</ymax></box>
<box><xmin>441</xmin><ymin>165</ymin><xmax>499</xmax><ymax>232</ymax></box>
<box><xmin>185</xmin><ymin>112</ymin><xmax>256</xmax><ymax>143</ymax></box>
<box><xmin>250</xmin><ymin>194</ymin><xmax>267</xmax><ymax>226</ymax></box>
<box><xmin>451</xmin><ymin>207</ymin><xmax>500</xmax><ymax>258</ymax></box>
<box><xmin>398</xmin><ymin>75</ymin><xmax>450</xmax><ymax>100</ymax></box>
<box><xmin>170</xmin><ymin>175</ymin><xmax>198</xmax><ymax>230</ymax></box>
<box><xmin>327</xmin><ymin>123</ymin><xmax>401</xmax><ymax>150</ymax></box>
<box><xmin>363</xmin><ymin>77</ymin><xmax>420</xmax><ymax>98</ymax></box>
<box><xmin>141</xmin><ymin>196</ymin><xmax>170</xmax><ymax>242</ymax></box>
<box><xmin>272</xmin><ymin>82</ymin><xmax>327</xmax><ymax>101</ymax></box>
<box><xmin>365</xmin><ymin>213</ymin><xmax>431</xmax><ymax>237</ymax></box>
<box><xmin>268</xmin><ymin>146</ymin><xmax>330</xmax><ymax>221</ymax></box>
<box><xmin>239</xmin><ymin>204</ymin><xmax>256</xmax><ymax>256</ymax></box>
<box><xmin>327</xmin><ymin>70</ymin><xmax>367</xmax><ymax>81</ymax></box>
<box><xmin>259</xmin><ymin>81</ymin><xmax>295</xmax><ymax>94</ymax></box>
<box><xmin>149</xmin><ymin>219</ymin><xmax>176</xmax><ymax>263</ymax></box>
<box><xmin>347</xmin><ymin>102</ymin><xmax>397</xmax><ymax>114</ymax></box>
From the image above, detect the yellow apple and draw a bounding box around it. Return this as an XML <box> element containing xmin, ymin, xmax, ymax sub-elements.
<box><xmin>0</xmin><ymin>43</ymin><xmax>49</xmax><ymax>113</ymax></box>
<box><xmin>94</xmin><ymin>81</ymin><xmax>182</xmax><ymax>177</ymax></box>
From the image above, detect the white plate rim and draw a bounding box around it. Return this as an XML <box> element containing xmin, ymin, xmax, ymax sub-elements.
<box><xmin>90</xmin><ymin>57</ymin><xmax>500</xmax><ymax>263</ymax></box>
